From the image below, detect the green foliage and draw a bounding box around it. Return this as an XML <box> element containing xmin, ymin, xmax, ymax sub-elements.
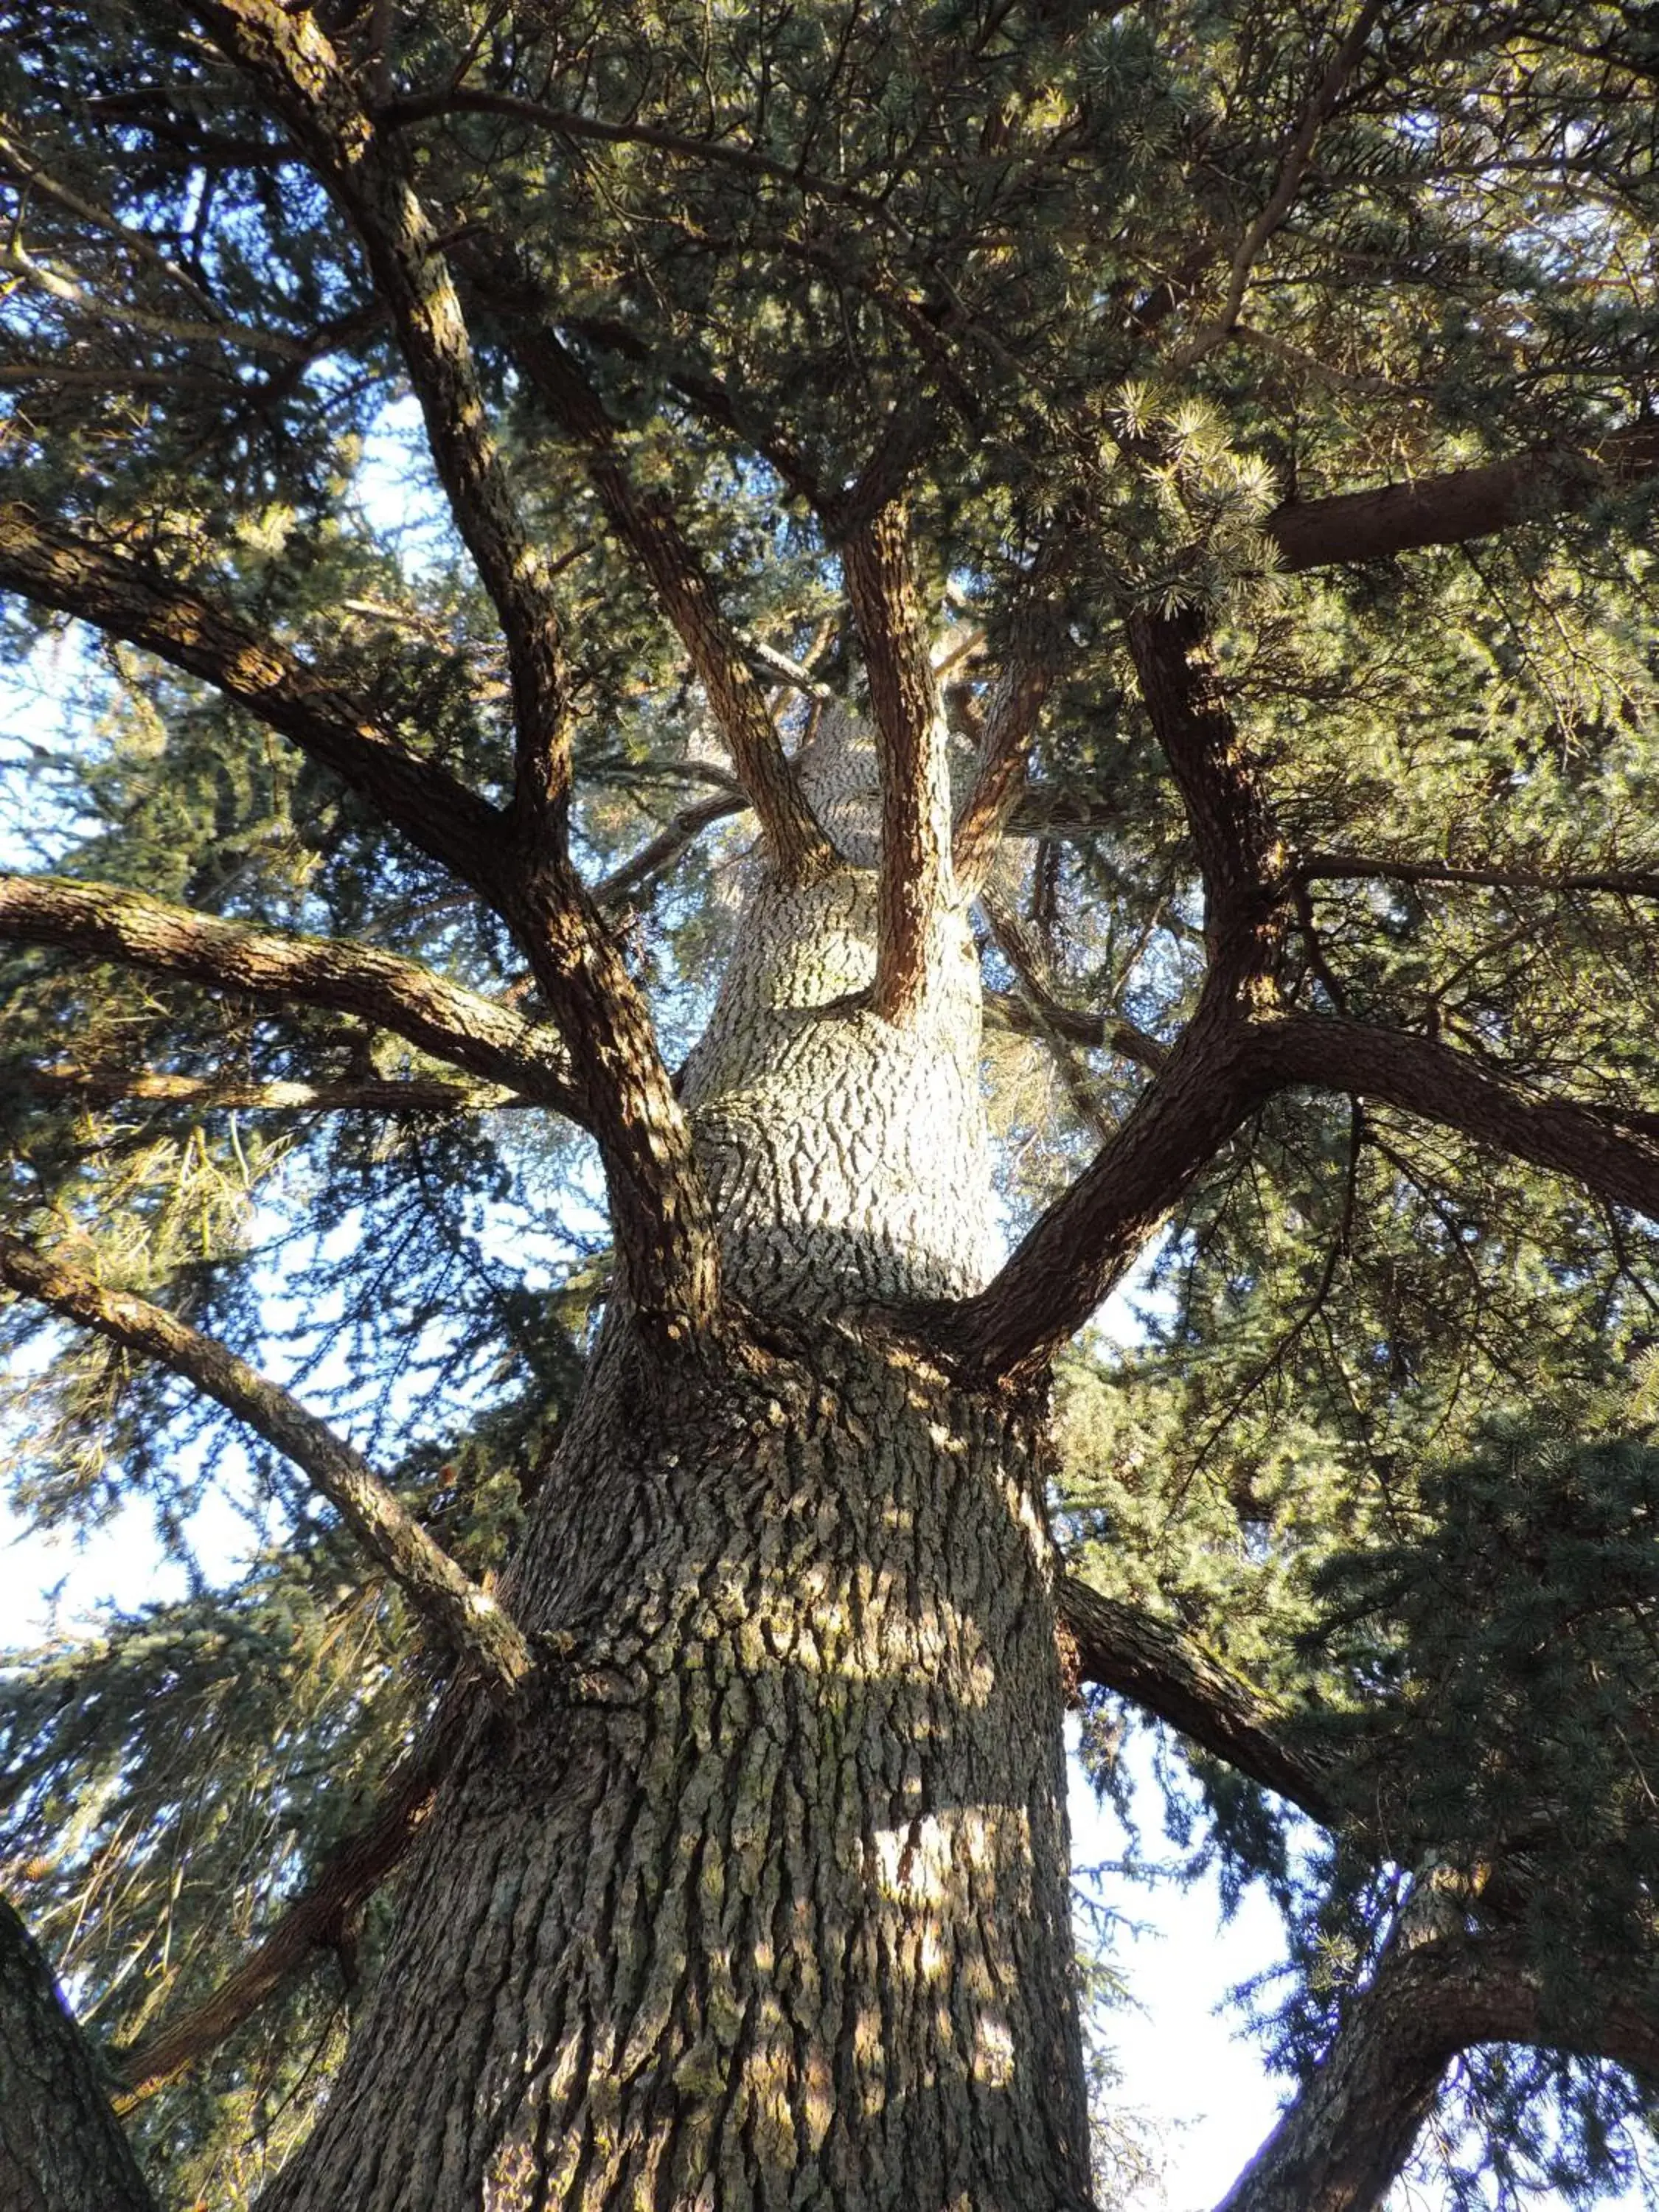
<box><xmin>1</xmin><ymin>0</ymin><xmax>1658</xmax><ymax>2199</ymax></box>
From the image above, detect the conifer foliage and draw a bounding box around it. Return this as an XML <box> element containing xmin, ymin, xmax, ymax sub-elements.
<box><xmin>1</xmin><ymin>3</ymin><xmax>1659</xmax><ymax>2206</ymax></box>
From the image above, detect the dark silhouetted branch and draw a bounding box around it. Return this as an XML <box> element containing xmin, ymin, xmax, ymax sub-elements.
<box><xmin>1057</xmin><ymin>1576</ymin><xmax>1340</xmax><ymax>1826</ymax></box>
<box><xmin>0</xmin><ymin>507</ymin><xmax>505</xmax><ymax>898</ymax></box>
<box><xmin>113</xmin><ymin>1742</ymin><xmax>446</xmax><ymax>2107</ymax></box>
<box><xmin>1265</xmin><ymin>424</ymin><xmax>1659</xmax><ymax>571</ymax></box>
<box><xmin>1265</xmin><ymin>1013</ymin><xmax>1659</xmax><ymax>1225</ymax></box>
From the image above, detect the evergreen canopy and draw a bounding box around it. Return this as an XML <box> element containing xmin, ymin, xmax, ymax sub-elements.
<box><xmin>2</xmin><ymin>3</ymin><xmax>1659</xmax><ymax>2208</ymax></box>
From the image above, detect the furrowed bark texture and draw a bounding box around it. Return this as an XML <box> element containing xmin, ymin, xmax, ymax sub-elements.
<box><xmin>0</xmin><ymin>1899</ymin><xmax>157</xmax><ymax>2212</ymax></box>
<box><xmin>260</xmin><ymin>704</ymin><xmax>1092</xmax><ymax>2211</ymax></box>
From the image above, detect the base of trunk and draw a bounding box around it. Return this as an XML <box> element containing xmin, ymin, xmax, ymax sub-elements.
<box><xmin>262</xmin><ymin>1321</ymin><xmax>1093</xmax><ymax>2211</ymax></box>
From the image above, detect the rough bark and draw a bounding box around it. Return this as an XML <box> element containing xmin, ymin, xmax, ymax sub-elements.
<box><xmin>0</xmin><ymin>872</ymin><xmax>582</xmax><ymax>1116</ymax></box>
<box><xmin>254</xmin><ymin>705</ymin><xmax>1093</xmax><ymax>2211</ymax></box>
<box><xmin>0</xmin><ymin>1898</ymin><xmax>157</xmax><ymax>2212</ymax></box>
<box><xmin>842</xmin><ymin>507</ymin><xmax>960</xmax><ymax>1029</ymax></box>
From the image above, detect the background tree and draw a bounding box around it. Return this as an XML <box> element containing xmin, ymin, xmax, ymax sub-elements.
<box><xmin>3</xmin><ymin>2</ymin><xmax>1659</xmax><ymax>2206</ymax></box>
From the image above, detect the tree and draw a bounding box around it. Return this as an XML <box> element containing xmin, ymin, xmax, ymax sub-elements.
<box><xmin>2</xmin><ymin>1</ymin><xmax>1659</xmax><ymax>2205</ymax></box>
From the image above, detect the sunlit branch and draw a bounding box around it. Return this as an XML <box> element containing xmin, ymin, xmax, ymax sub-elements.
<box><xmin>0</xmin><ymin>875</ymin><xmax>582</xmax><ymax>1118</ymax></box>
<box><xmin>1175</xmin><ymin>0</ymin><xmax>1388</xmax><ymax>369</ymax></box>
<box><xmin>842</xmin><ymin>501</ymin><xmax>958</xmax><ymax>1025</ymax></box>
<box><xmin>593</xmin><ymin>792</ymin><xmax>751</xmax><ymax>911</ymax></box>
<box><xmin>0</xmin><ymin>240</ymin><xmax>308</xmax><ymax>359</ymax></box>
<box><xmin>0</xmin><ymin>124</ymin><xmax>223</xmax><ymax>319</ymax></box>
<box><xmin>502</xmin><ymin>321</ymin><xmax>832</xmax><ymax>884</ymax></box>
<box><xmin>16</xmin><ymin>1065</ymin><xmax>529</xmax><ymax>1117</ymax></box>
<box><xmin>981</xmin><ymin>897</ymin><xmax>1166</xmax><ymax>1074</ymax></box>
<box><xmin>0</xmin><ymin>1234</ymin><xmax>534</xmax><ymax>1694</ymax></box>
<box><xmin>952</xmin><ymin>544</ymin><xmax>1068</xmax><ymax>894</ymax></box>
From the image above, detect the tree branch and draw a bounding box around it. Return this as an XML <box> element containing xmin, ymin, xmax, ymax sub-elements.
<box><xmin>1124</xmin><ymin>603</ymin><xmax>1289</xmax><ymax>1000</ymax></box>
<box><xmin>0</xmin><ymin>874</ymin><xmax>582</xmax><ymax>1118</ymax></box>
<box><xmin>1263</xmin><ymin>1013</ymin><xmax>1659</xmax><ymax>1225</ymax></box>
<box><xmin>0</xmin><ymin>1898</ymin><xmax>157</xmax><ymax>2212</ymax></box>
<box><xmin>503</xmin><ymin>321</ymin><xmax>832</xmax><ymax>883</ymax></box>
<box><xmin>0</xmin><ymin>506</ymin><xmax>506</xmax><ymax>898</ymax></box>
<box><xmin>12</xmin><ymin>1065</ymin><xmax>529</xmax><ymax>1116</ymax></box>
<box><xmin>1175</xmin><ymin>0</ymin><xmax>1388</xmax><ymax>368</ymax></box>
<box><xmin>1300</xmin><ymin>849</ymin><xmax>1659</xmax><ymax>901</ymax></box>
<box><xmin>951</xmin><ymin>540</ymin><xmax>1069</xmax><ymax>894</ymax></box>
<box><xmin>981</xmin><ymin>903</ymin><xmax>1166</xmax><ymax>1074</ymax></box>
<box><xmin>1215</xmin><ymin>1925</ymin><xmax>1659</xmax><ymax>2212</ymax></box>
<box><xmin>189</xmin><ymin>0</ymin><xmax>571</xmax><ymax>837</ymax></box>
<box><xmin>112</xmin><ymin>1738</ymin><xmax>446</xmax><ymax>2107</ymax></box>
<box><xmin>940</xmin><ymin>993</ymin><xmax>1273</xmax><ymax>1385</ymax></box>
<box><xmin>593</xmin><ymin>791</ymin><xmax>751</xmax><ymax>911</ymax></box>
<box><xmin>1057</xmin><ymin>1576</ymin><xmax>1340</xmax><ymax>1826</ymax></box>
<box><xmin>1265</xmin><ymin>424</ymin><xmax>1659</xmax><ymax>571</ymax></box>
<box><xmin>0</xmin><ymin>1234</ymin><xmax>533</xmax><ymax>1694</ymax></box>
<box><xmin>842</xmin><ymin>501</ymin><xmax>959</xmax><ymax>1024</ymax></box>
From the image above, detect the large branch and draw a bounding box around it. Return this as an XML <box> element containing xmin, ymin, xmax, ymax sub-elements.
<box><xmin>941</xmin><ymin>993</ymin><xmax>1273</xmax><ymax>1385</ymax></box>
<box><xmin>0</xmin><ymin>875</ymin><xmax>582</xmax><ymax>1117</ymax></box>
<box><xmin>1265</xmin><ymin>424</ymin><xmax>1659</xmax><ymax>572</ymax></box>
<box><xmin>842</xmin><ymin>501</ymin><xmax>959</xmax><ymax>1024</ymax></box>
<box><xmin>177</xmin><ymin>21</ymin><xmax>719</xmax><ymax>1339</ymax></box>
<box><xmin>504</xmin><ymin>321</ymin><xmax>832</xmax><ymax>883</ymax></box>
<box><xmin>0</xmin><ymin>1899</ymin><xmax>157</xmax><ymax>2212</ymax></box>
<box><xmin>113</xmin><ymin>1739</ymin><xmax>445</xmax><ymax>2106</ymax></box>
<box><xmin>0</xmin><ymin>1235</ymin><xmax>533</xmax><ymax>1694</ymax></box>
<box><xmin>1217</xmin><ymin>1927</ymin><xmax>1659</xmax><ymax>2212</ymax></box>
<box><xmin>0</xmin><ymin>506</ymin><xmax>505</xmax><ymax>897</ymax></box>
<box><xmin>1124</xmin><ymin>603</ymin><xmax>1288</xmax><ymax>997</ymax></box>
<box><xmin>189</xmin><ymin>1</ymin><xmax>570</xmax><ymax>834</ymax></box>
<box><xmin>1264</xmin><ymin>1014</ymin><xmax>1659</xmax><ymax>1222</ymax></box>
<box><xmin>1300</xmin><ymin>849</ymin><xmax>1659</xmax><ymax>901</ymax></box>
<box><xmin>1057</xmin><ymin>1576</ymin><xmax>1340</xmax><ymax>1826</ymax></box>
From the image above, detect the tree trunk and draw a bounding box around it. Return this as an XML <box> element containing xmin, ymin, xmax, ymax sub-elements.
<box><xmin>0</xmin><ymin>1899</ymin><xmax>157</xmax><ymax>2212</ymax></box>
<box><xmin>261</xmin><ymin>710</ymin><xmax>1094</xmax><ymax>2210</ymax></box>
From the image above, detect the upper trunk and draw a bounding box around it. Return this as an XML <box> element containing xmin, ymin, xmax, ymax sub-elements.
<box><xmin>259</xmin><ymin>705</ymin><xmax>1094</xmax><ymax>2211</ymax></box>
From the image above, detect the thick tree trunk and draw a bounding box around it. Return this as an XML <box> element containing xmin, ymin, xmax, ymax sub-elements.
<box><xmin>262</xmin><ymin>710</ymin><xmax>1093</xmax><ymax>2210</ymax></box>
<box><xmin>0</xmin><ymin>1899</ymin><xmax>157</xmax><ymax>2212</ymax></box>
